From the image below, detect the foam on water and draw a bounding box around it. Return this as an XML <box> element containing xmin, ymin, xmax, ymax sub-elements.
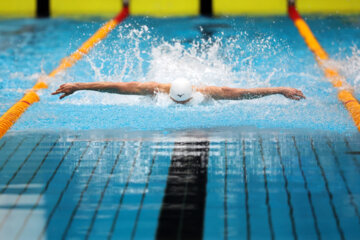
<box><xmin>46</xmin><ymin>21</ymin><xmax>293</xmax><ymax>107</ymax></box>
<box><xmin>0</xmin><ymin>17</ymin><xmax>359</xmax><ymax>132</ymax></box>
<box><xmin>335</xmin><ymin>45</ymin><xmax>360</xmax><ymax>95</ymax></box>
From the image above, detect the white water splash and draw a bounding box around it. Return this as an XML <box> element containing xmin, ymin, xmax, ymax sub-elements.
<box><xmin>335</xmin><ymin>45</ymin><xmax>360</xmax><ymax>92</ymax></box>
<box><xmin>46</xmin><ymin>23</ymin><xmax>301</xmax><ymax>107</ymax></box>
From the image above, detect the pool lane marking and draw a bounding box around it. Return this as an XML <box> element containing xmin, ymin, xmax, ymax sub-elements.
<box><xmin>326</xmin><ymin>139</ymin><xmax>360</xmax><ymax>224</ymax></box>
<box><xmin>0</xmin><ymin>5</ymin><xmax>129</xmax><ymax>139</ymax></box>
<box><xmin>0</xmin><ymin>141</ymin><xmax>6</xmax><ymax>151</ymax></box>
<box><xmin>37</xmin><ymin>0</ymin><xmax>49</xmax><ymax>18</ymax></box>
<box><xmin>34</xmin><ymin>140</ymin><xmax>89</xmax><ymax>240</ymax></box>
<box><xmin>46</xmin><ymin>6</ymin><xmax>129</xmax><ymax>79</ymax></box>
<box><xmin>0</xmin><ymin>135</ymin><xmax>45</xmax><ymax>194</ymax></box>
<box><xmin>0</xmin><ymin>137</ymin><xmax>27</xmax><ymax>173</ymax></box>
<box><xmin>155</xmin><ymin>141</ymin><xmax>209</xmax><ymax>240</ymax></box>
<box><xmin>292</xmin><ymin>137</ymin><xmax>321</xmax><ymax>240</ymax></box>
<box><xmin>200</xmin><ymin>0</ymin><xmax>213</xmax><ymax>16</ymax></box>
<box><xmin>224</xmin><ymin>141</ymin><xmax>229</xmax><ymax>240</ymax></box>
<box><xmin>61</xmin><ymin>142</ymin><xmax>109</xmax><ymax>240</ymax></box>
<box><xmin>107</xmin><ymin>142</ymin><xmax>143</xmax><ymax>240</ymax></box>
<box><xmin>242</xmin><ymin>139</ymin><xmax>251</xmax><ymax>240</ymax></box>
<box><xmin>14</xmin><ymin>137</ymin><xmax>79</xmax><ymax>240</ymax></box>
<box><xmin>258</xmin><ymin>137</ymin><xmax>275</xmax><ymax>240</ymax></box>
<box><xmin>288</xmin><ymin>3</ymin><xmax>360</xmax><ymax>131</ymax></box>
<box><xmin>310</xmin><ymin>138</ymin><xmax>345</xmax><ymax>240</ymax></box>
<box><xmin>343</xmin><ymin>137</ymin><xmax>360</xmax><ymax>173</ymax></box>
<box><xmin>275</xmin><ymin>138</ymin><xmax>298</xmax><ymax>240</ymax></box>
<box><xmin>0</xmin><ymin>92</ymin><xmax>39</xmax><ymax>140</ymax></box>
<box><xmin>346</xmin><ymin>151</ymin><xmax>360</xmax><ymax>155</ymax></box>
<box><xmin>14</xmin><ymin>136</ymin><xmax>77</xmax><ymax>239</ymax></box>
<box><xmin>84</xmin><ymin>141</ymin><xmax>125</xmax><ymax>240</ymax></box>
<box><xmin>0</xmin><ymin>137</ymin><xmax>59</xmax><ymax>230</ymax></box>
<box><xmin>130</xmin><ymin>145</ymin><xmax>159</xmax><ymax>240</ymax></box>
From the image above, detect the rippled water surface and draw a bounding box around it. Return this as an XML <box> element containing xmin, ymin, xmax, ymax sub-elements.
<box><xmin>1</xmin><ymin>16</ymin><xmax>360</xmax><ymax>240</ymax></box>
<box><xmin>0</xmin><ymin>16</ymin><xmax>360</xmax><ymax>132</ymax></box>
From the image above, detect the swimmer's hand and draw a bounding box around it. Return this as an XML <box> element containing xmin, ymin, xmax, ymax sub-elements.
<box><xmin>52</xmin><ymin>83</ymin><xmax>78</xmax><ymax>99</ymax></box>
<box><xmin>281</xmin><ymin>87</ymin><xmax>306</xmax><ymax>101</ymax></box>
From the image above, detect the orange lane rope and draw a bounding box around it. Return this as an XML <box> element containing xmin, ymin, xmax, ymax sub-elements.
<box><xmin>288</xmin><ymin>4</ymin><xmax>360</xmax><ymax>131</ymax></box>
<box><xmin>0</xmin><ymin>6</ymin><xmax>129</xmax><ymax>139</ymax></box>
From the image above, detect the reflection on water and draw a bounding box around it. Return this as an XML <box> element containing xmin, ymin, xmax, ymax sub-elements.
<box><xmin>0</xmin><ymin>129</ymin><xmax>359</xmax><ymax>239</ymax></box>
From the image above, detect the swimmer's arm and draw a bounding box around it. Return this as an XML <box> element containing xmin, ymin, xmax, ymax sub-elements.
<box><xmin>197</xmin><ymin>86</ymin><xmax>305</xmax><ymax>101</ymax></box>
<box><xmin>52</xmin><ymin>82</ymin><xmax>171</xmax><ymax>99</ymax></box>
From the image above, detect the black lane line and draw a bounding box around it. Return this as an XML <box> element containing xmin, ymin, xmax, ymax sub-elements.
<box><xmin>242</xmin><ymin>140</ymin><xmax>251</xmax><ymax>240</ymax></box>
<box><xmin>310</xmin><ymin>138</ymin><xmax>345</xmax><ymax>240</ymax></box>
<box><xmin>0</xmin><ymin>135</ymin><xmax>45</xmax><ymax>194</ymax></box>
<box><xmin>224</xmin><ymin>141</ymin><xmax>229</xmax><ymax>240</ymax></box>
<box><xmin>36</xmin><ymin>0</ymin><xmax>49</xmax><ymax>18</ymax></box>
<box><xmin>108</xmin><ymin>142</ymin><xmax>143</xmax><ymax>240</ymax></box>
<box><xmin>0</xmin><ymin>137</ymin><xmax>60</xmax><ymax>230</ymax></box>
<box><xmin>0</xmin><ymin>137</ymin><xmax>26</xmax><ymax>173</ymax></box>
<box><xmin>130</xmin><ymin>146</ymin><xmax>159</xmax><ymax>240</ymax></box>
<box><xmin>275</xmin><ymin>138</ymin><xmax>298</xmax><ymax>240</ymax></box>
<box><xmin>155</xmin><ymin>141</ymin><xmax>209</xmax><ymax>240</ymax></box>
<box><xmin>292</xmin><ymin>137</ymin><xmax>321</xmax><ymax>240</ymax></box>
<box><xmin>85</xmin><ymin>142</ymin><xmax>126</xmax><ymax>240</ymax></box>
<box><xmin>15</xmin><ymin>138</ymin><xmax>78</xmax><ymax>240</ymax></box>
<box><xmin>61</xmin><ymin>142</ymin><xmax>109</xmax><ymax>240</ymax></box>
<box><xmin>258</xmin><ymin>137</ymin><xmax>275</xmax><ymax>240</ymax></box>
<box><xmin>344</xmin><ymin>137</ymin><xmax>360</xmax><ymax>173</ymax></box>
<box><xmin>346</xmin><ymin>151</ymin><xmax>360</xmax><ymax>155</ymax></box>
<box><xmin>200</xmin><ymin>0</ymin><xmax>213</xmax><ymax>16</ymax></box>
<box><xmin>326</xmin><ymin>140</ymin><xmax>360</xmax><ymax>224</ymax></box>
<box><xmin>34</xmin><ymin>140</ymin><xmax>89</xmax><ymax>240</ymax></box>
<box><xmin>0</xmin><ymin>141</ymin><xmax>6</xmax><ymax>151</ymax></box>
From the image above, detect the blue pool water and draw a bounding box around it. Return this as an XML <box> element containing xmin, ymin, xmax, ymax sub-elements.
<box><xmin>0</xmin><ymin>129</ymin><xmax>359</xmax><ymax>240</ymax></box>
<box><xmin>0</xmin><ymin>16</ymin><xmax>360</xmax><ymax>132</ymax></box>
<box><xmin>0</xmin><ymin>16</ymin><xmax>360</xmax><ymax>240</ymax></box>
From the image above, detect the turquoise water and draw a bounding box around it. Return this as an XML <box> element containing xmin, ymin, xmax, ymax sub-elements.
<box><xmin>0</xmin><ymin>16</ymin><xmax>360</xmax><ymax>132</ymax></box>
<box><xmin>0</xmin><ymin>129</ymin><xmax>359</xmax><ymax>239</ymax></box>
<box><xmin>0</xmin><ymin>16</ymin><xmax>360</xmax><ymax>240</ymax></box>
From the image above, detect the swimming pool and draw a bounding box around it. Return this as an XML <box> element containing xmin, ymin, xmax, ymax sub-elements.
<box><xmin>0</xmin><ymin>16</ymin><xmax>360</xmax><ymax>239</ymax></box>
<box><xmin>0</xmin><ymin>129</ymin><xmax>359</xmax><ymax>239</ymax></box>
<box><xmin>1</xmin><ymin>16</ymin><xmax>360</xmax><ymax>132</ymax></box>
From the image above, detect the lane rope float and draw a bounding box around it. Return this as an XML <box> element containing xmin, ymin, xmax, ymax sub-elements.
<box><xmin>0</xmin><ymin>4</ymin><xmax>129</xmax><ymax>139</ymax></box>
<box><xmin>288</xmin><ymin>1</ymin><xmax>360</xmax><ymax>131</ymax></box>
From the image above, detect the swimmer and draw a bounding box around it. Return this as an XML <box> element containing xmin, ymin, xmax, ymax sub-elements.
<box><xmin>52</xmin><ymin>78</ymin><xmax>305</xmax><ymax>104</ymax></box>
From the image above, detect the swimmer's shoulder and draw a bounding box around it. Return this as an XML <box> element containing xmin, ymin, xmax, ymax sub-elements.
<box><xmin>149</xmin><ymin>82</ymin><xmax>171</xmax><ymax>94</ymax></box>
<box><xmin>194</xmin><ymin>85</ymin><xmax>217</xmax><ymax>98</ymax></box>
<box><xmin>134</xmin><ymin>82</ymin><xmax>170</xmax><ymax>95</ymax></box>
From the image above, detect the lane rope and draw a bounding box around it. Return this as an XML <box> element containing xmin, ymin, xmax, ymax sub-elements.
<box><xmin>0</xmin><ymin>5</ymin><xmax>129</xmax><ymax>139</ymax></box>
<box><xmin>288</xmin><ymin>2</ymin><xmax>360</xmax><ymax>131</ymax></box>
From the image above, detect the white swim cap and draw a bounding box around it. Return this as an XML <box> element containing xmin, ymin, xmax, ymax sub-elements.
<box><xmin>170</xmin><ymin>78</ymin><xmax>193</xmax><ymax>102</ymax></box>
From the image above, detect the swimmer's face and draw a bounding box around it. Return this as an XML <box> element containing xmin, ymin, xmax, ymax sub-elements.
<box><xmin>170</xmin><ymin>96</ymin><xmax>192</xmax><ymax>104</ymax></box>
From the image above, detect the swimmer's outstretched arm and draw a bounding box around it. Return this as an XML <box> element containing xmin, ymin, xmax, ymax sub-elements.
<box><xmin>52</xmin><ymin>82</ymin><xmax>171</xmax><ymax>99</ymax></box>
<box><xmin>197</xmin><ymin>86</ymin><xmax>305</xmax><ymax>101</ymax></box>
